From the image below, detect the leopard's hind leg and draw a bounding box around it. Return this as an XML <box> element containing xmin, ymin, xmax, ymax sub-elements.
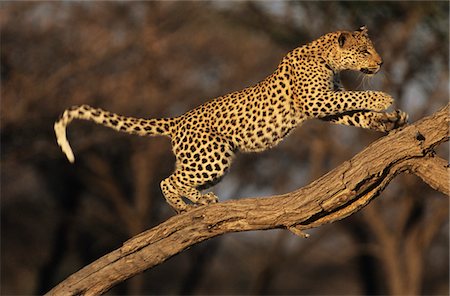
<box><xmin>161</xmin><ymin>130</ymin><xmax>235</xmax><ymax>212</ymax></box>
<box><xmin>160</xmin><ymin>172</ymin><xmax>219</xmax><ymax>213</ymax></box>
<box><xmin>160</xmin><ymin>177</ymin><xmax>189</xmax><ymax>213</ymax></box>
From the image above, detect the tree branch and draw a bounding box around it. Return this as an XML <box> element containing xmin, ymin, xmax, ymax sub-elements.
<box><xmin>407</xmin><ymin>156</ymin><xmax>449</xmax><ymax>194</ymax></box>
<box><xmin>46</xmin><ymin>104</ymin><xmax>449</xmax><ymax>296</ymax></box>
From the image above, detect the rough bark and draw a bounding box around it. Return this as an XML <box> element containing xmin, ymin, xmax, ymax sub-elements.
<box><xmin>46</xmin><ymin>104</ymin><xmax>449</xmax><ymax>296</ymax></box>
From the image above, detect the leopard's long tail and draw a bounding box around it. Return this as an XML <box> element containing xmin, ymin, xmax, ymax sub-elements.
<box><xmin>54</xmin><ymin>104</ymin><xmax>177</xmax><ymax>163</ymax></box>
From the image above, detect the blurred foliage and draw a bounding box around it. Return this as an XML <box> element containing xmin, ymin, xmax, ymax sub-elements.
<box><xmin>1</xmin><ymin>2</ymin><xmax>448</xmax><ymax>295</ymax></box>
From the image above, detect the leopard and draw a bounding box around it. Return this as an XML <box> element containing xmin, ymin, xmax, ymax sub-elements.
<box><xmin>54</xmin><ymin>26</ymin><xmax>408</xmax><ymax>213</ymax></box>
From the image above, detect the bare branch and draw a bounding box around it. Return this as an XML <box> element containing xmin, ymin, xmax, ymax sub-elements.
<box><xmin>407</xmin><ymin>156</ymin><xmax>449</xmax><ymax>195</ymax></box>
<box><xmin>46</xmin><ymin>104</ymin><xmax>449</xmax><ymax>296</ymax></box>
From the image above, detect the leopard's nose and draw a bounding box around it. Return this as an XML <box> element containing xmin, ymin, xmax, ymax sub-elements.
<box><xmin>378</xmin><ymin>60</ymin><xmax>384</xmax><ymax>66</ymax></box>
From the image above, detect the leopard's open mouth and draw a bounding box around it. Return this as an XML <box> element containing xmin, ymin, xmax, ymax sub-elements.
<box><xmin>360</xmin><ymin>67</ymin><xmax>379</xmax><ymax>75</ymax></box>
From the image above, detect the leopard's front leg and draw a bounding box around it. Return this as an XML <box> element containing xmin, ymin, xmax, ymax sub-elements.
<box><xmin>305</xmin><ymin>90</ymin><xmax>394</xmax><ymax>118</ymax></box>
<box><xmin>320</xmin><ymin>109</ymin><xmax>408</xmax><ymax>132</ymax></box>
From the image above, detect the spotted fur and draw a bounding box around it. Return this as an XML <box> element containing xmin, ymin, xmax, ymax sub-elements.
<box><xmin>54</xmin><ymin>26</ymin><xmax>407</xmax><ymax>213</ymax></box>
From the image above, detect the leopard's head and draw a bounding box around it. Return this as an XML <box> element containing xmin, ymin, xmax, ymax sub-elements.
<box><xmin>327</xmin><ymin>26</ymin><xmax>383</xmax><ymax>75</ymax></box>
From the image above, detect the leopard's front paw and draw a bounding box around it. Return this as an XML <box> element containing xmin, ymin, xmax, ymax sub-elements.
<box><xmin>390</xmin><ymin>109</ymin><xmax>408</xmax><ymax>128</ymax></box>
<box><xmin>371</xmin><ymin>109</ymin><xmax>408</xmax><ymax>132</ymax></box>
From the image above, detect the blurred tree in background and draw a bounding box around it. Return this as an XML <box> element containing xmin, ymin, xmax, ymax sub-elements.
<box><xmin>1</xmin><ymin>2</ymin><xmax>448</xmax><ymax>295</ymax></box>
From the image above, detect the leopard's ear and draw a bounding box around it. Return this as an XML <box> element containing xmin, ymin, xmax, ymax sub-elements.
<box><xmin>356</xmin><ymin>26</ymin><xmax>368</xmax><ymax>35</ymax></box>
<box><xmin>338</xmin><ymin>32</ymin><xmax>351</xmax><ymax>47</ymax></box>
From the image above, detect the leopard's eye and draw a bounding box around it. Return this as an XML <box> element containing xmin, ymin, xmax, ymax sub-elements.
<box><xmin>361</xmin><ymin>49</ymin><xmax>370</xmax><ymax>55</ymax></box>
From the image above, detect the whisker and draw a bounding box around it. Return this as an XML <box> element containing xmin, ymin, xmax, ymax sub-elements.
<box><xmin>356</xmin><ymin>72</ymin><xmax>365</xmax><ymax>89</ymax></box>
<box><xmin>366</xmin><ymin>74</ymin><xmax>374</xmax><ymax>88</ymax></box>
<box><xmin>375</xmin><ymin>71</ymin><xmax>389</xmax><ymax>89</ymax></box>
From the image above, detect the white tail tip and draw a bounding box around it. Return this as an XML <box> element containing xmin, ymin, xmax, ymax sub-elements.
<box><xmin>54</xmin><ymin>121</ymin><xmax>75</xmax><ymax>163</ymax></box>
